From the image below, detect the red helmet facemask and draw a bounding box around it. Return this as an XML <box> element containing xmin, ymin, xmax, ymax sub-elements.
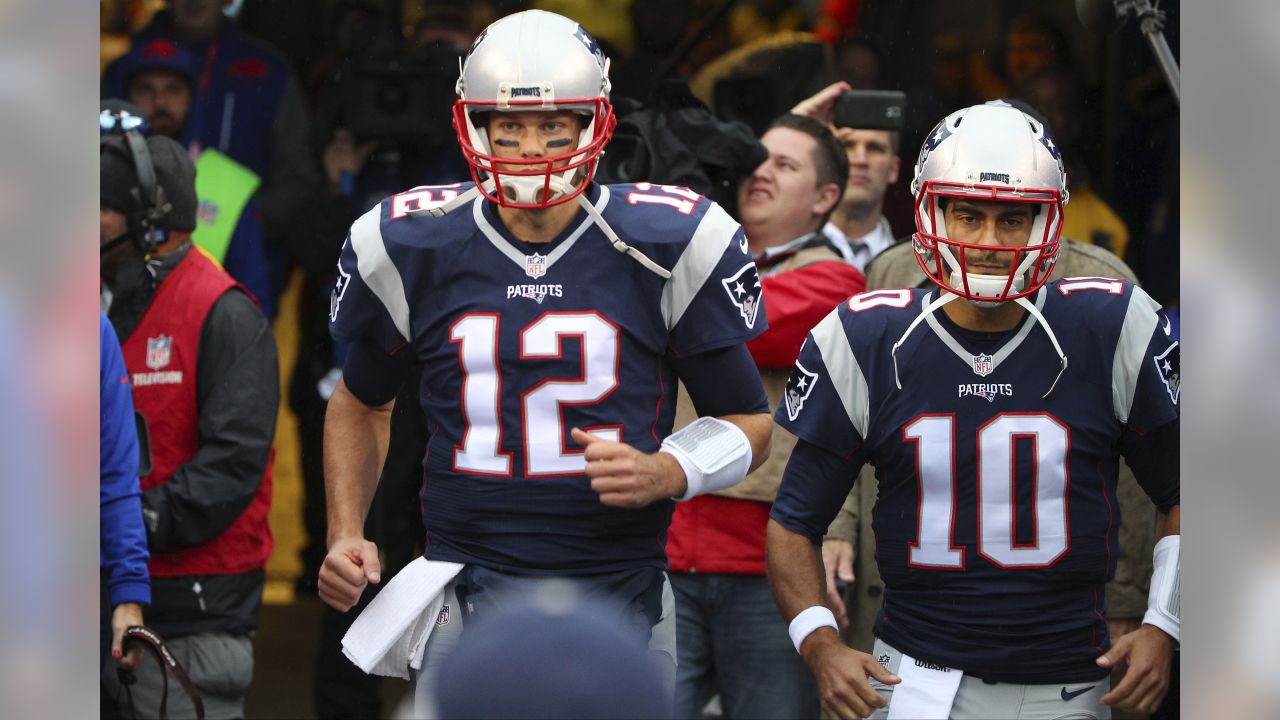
<box><xmin>453</xmin><ymin>97</ymin><xmax>616</xmax><ymax>210</ymax></box>
<box><xmin>912</xmin><ymin>180</ymin><xmax>1065</xmax><ymax>304</ymax></box>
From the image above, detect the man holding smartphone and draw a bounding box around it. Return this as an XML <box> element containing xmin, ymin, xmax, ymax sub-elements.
<box><xmin>792</xmin><ymin>82</ymin><xmax>904</xmax><ymax>272</ymax></box>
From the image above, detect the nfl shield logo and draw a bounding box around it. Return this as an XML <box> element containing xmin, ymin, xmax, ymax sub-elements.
<box><xmin>971</xmin><ymin>353</ymin><xmax>994</xmax><ymax>377</ymax></box>
<box><xmin>525</xmin><ymin>253</ymin><xmax>547</xmax><ymax>279</ymax></box>
<box><xmin>146</xmin><ymin>335</ymin><xmax>173</xmax><ymax>370</ymax></box>
<box><xmin>436</xmin><ymin>604</ymin><xmax>451</xmax><ymax>627</ymax></box>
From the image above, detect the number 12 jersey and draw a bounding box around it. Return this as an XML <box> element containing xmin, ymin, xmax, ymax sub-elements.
<box><xmin>330</xmin><ymin>182</ymin><xmax>766</xmax><ymax>576</ymax></box>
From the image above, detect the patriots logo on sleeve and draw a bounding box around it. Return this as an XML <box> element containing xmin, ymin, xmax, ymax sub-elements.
<box><xmin>721</xmin><ymin>262</ymin><xmax>763</xmax><ymax>329</ymax></box>
<box><xmin>1153</xmin><ymin>341</ymin><xmax>1180</xmax><ymax>404</ymax></box>
<box><xmin>784</xmin><ymin>360</ymin><xmax>819</xmax><ymax>421</ymax></box>
<box><xmin>330</xmin><ymin>259</ymin><xmax>351</xmax><ymax>323</ymax></box>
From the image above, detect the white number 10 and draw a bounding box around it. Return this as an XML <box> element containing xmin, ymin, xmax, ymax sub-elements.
<box><xmin>904</xmin><ymin>413</ymin><xmax>1070</xmax><ymax>569</ymax></box>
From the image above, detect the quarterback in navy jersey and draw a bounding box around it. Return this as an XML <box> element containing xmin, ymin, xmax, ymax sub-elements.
<box><xmin>766</xmin><ymin>102</ymin><xmax>1179</xmax><ymax>720</ymax></box>
<box><xmin>317</xmin><ymin>9</ymin><xmax>773</xmax><ymax>699</ymax></box>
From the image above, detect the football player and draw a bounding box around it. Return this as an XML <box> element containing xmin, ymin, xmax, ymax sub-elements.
<box><xmin>317</xmin><ymin>8</ymin><xmax>773</xmax><ymax>705</ymax></box>
<box><xmin>766</xmin><ymin>101</ymin><xmax>1179</xmax><ymax>719</ymax></box>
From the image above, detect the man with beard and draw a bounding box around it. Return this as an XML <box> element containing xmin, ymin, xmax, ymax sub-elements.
<box><xmin>99</xmin><ymin>130</ymin><xmax>278</xmax><ymax>720</ymax></box>
<box><xmin>107</xmin><ymin>39</ymin><xmax>276</xmax><ymax>318</ymax></box>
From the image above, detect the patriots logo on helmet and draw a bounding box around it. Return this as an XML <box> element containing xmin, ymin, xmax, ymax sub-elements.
<box><xmin>573</xmin><ymin>25</ymin><xmax>605</xmax><ymax>66</ymax></box>
<box><xmin>1039</xmin><ymin>131</ymin><xmax>1065</xmax><ymax>176</ymax></box>
<box><xmin>1153</xmin><ymin>341</ymin><xmax>1180</xmax><ymax>404</ymax></box>
<box><xmin>784</xmin><ymin>361</ymin><xmax>819</xmax><ymax>421</ymax></box>
<box><xmin>467</xmin><ymin>28</ymin><xmax>488</xmax><ymax>57</ymax></box>
<box><xmin>721</xmin><ymin>262</ymin><xmax>763</xmax><ymax>329</ymax></box>
<box><xmin>914</xmin><ymin>121</ymin><xmax>953</xmax><ymax>190</ymax></box>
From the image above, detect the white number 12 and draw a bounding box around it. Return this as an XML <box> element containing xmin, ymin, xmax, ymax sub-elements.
<box><xmin>450</xmin><ymin>311</ymin><xmax>620</xmax><ymax>477</ymax></box>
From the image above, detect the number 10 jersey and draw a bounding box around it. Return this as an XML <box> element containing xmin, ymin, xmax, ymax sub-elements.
<box><xmin>772</xmin><ymin>281</ymin><xmax>1180</xmax><ymax>684</ymax></box>
<box><xmin>330</xmin><ymin>182</ymin><xmax>766</xmax><ymax>576</ymax></box>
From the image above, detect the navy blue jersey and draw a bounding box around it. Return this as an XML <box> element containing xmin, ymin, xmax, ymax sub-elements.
<box><xmin>772</xmin><ymin>280</ymin><xmax>1180</xmax><ymax>684</ymax></box>
<box><xmin>331</xmin><ymin>182</ymin><xmax>765</xmax><ymax>575</ymax></box>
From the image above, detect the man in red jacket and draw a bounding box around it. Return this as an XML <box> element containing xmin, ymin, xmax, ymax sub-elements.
<box><xmin>666</xmin><ymin>113</ymin><xmax>865</xmax><ymax>719</ymax></box>
<box><xmin>99</xmin><ymin>130</ymin><xmax>278</xmax><ymax>720</ymax></box>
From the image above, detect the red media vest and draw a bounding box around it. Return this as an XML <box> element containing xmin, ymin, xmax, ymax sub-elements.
<box><xmin>120</xmin><ymin>250</ymin><xmax>273</xmax><ymax>577</ymax></box>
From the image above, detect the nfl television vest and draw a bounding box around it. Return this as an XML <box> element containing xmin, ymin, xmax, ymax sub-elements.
<box><xmin>120</xmin><ymin>249</ymin><xmax>273</xmax><ymax>577</ymax></box>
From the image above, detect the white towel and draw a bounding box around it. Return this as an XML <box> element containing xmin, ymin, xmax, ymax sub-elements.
<box><xmin>886</xmin><ymin>653</ymin><xmax>963</xmax><ymax>720</ymax></box>
<box><xmin>341</xmin><ymin>558</ymin><xmax>465</xmax><ymax>679</ymax></box>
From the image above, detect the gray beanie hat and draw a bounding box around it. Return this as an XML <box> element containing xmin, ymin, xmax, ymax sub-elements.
<box><xmin>100</xmin><ymin>134</ymin><xmax>197</xmax><ymax>233</ymax></box>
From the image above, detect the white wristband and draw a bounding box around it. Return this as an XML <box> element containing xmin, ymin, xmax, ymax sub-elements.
<box><xmin>1142</xmin><ymin>534</ymin><xmax>1180</xmax><ymax>642</ymax></box>
<box><xmin>660</xmin><ymin>417</ymin><xmax>753</xmax><ymax>501</ymax></box>
<box><xmin>788</xmin><ymin>605</ymin><xmax>839</xmax><ymax>654</ymax></box>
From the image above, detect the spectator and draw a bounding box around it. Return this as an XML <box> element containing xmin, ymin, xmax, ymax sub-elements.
<box><xmin>791</xmin><ymin>81</ymin><xmax>902</xmax><ymax>271</ymax></box>
<box><xmin>99</xmin><ymin>131</ymin><xmax>278</xmax><ymax>720</ymax></box>
<box><xmin>903</xmin><ymin>31</ymin><xmax>980</xmax><ymax>163</ymax></box>
<box><xmin>833</xmin><ymin>35</ymin><xmax>882</xmax><ymax>91</ymax></box>
<box><xmin>666</xmin><ymin>114</ymin><xmax>864</xmax><ymax>719</ymax></box>
<box><xmin>1004</xmin><ymin>14</ymin><xmax>1071</xmax><ymax>90</ymax></box>
<box><xmin>101</xmin><ymin>0</ymin><xmax>321</xmax><ymax>310</ymax></box>
<box><xmin>106</xmin><ymin>40</ymin><xmax>276</xmax><ymax>318</ymax></box>
<box><xmin>99</xmin><ymin>312</ymin><xmax>149</xmax><ymax>679</ymax></box>
<box><xmin>1018</xmin><ymin>66</ymin><xmax>1131</xmax><ymax>259</ymax></box>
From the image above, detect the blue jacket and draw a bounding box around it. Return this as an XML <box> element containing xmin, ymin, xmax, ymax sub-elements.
<box><xmin>100</xmin><ymin>312</ymin><xmax>150</xmax><ymax>607</ymax></box>
<box><xmin>103</xmin><ymin>13</ymin><xmax>291</xmax><ymax>182</ymax></box>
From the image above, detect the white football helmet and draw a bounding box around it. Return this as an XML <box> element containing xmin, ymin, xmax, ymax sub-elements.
<box><xmin>910</xmin><ymin>101</ymin><xmax>1069</xmax><ymax>304</ymax></box>
<box><xmin>453</xmin><ymin>10</ymin><xmax>615</xmax><ymax>209</ymax></box>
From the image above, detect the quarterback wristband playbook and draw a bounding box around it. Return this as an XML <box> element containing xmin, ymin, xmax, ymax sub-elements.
<box><xmin>1143</xmin><ymin>534</ymin><xmax>1180</xmax><ymax>642</ymax></box>
<box><xmin>661</xmin><ymin>417</ymin><xmax>753</xmax><ymax>501</ymax></box>
<box><xmin>789</xmin><ymin>606</ymin><xmax>840</xmax><ymax>653</ymax></box>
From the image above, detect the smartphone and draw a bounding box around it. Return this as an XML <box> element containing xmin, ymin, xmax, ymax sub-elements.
<box><xmin>833</xmin><ymin>90</ymin><xmax>907</xmax><ymax>131</ymax></box>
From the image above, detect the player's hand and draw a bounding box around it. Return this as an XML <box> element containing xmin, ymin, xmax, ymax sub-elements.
<box><xmin>790</xmin><ymin>81</ymin><xmax>853</xmax><ymax>127</ymax></box>
<box><xmin>801</xmin><ymin>629</ymin><xmax>899</xmax><ymax>719</ymax></box>
<box><xmin>1097</xmin><ymin>624</ymin><xmax>1174</xmax><ymax>715</ymax></box>
<box><xmin>822</xmin><ymin>539</ymin><xmax>855</xmax><ymax>628</ymax></box>
<box><xmin>319</xmin><ymin>536</ymin><xmax>382</xmax><ymax>612</ymax></box>
<box><xmin>110</xmin><ymin>602</ymin><xmax>145</xmax><ymax>670</ymax></box>
<box><xmin>573</xmin><ymin>428</ymin><xmax>684</xmax><ymax>508</ymax></box>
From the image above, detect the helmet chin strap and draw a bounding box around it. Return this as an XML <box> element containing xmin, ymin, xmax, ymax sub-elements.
<box><xmin>891</xmin><ymin>290</ymin><xmax>960</xmax><ymax>389</ymax></box>
<box><xmin>890</xmin><ymin>289</ymin><xmax>1069</xmax><ymax>398</ymax></box>
<box><xmin>571</xmin><ymin>190</ymin><xmax>671</xmax><ymax>279</ymax></box>
<box><xmin>1012</xmin><ymin>294</ymin><xmax>1068</xmax><ymax>398</ymax></box>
